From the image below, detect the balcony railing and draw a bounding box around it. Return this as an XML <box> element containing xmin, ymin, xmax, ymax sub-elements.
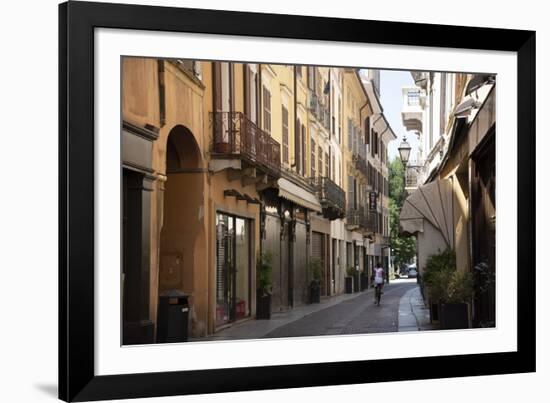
<box><xmin>405</xmin><ymin>165</ymin><xmax>424</xmax><ymax>189</ymax></box>
<box><xmin>346</xmin><ymin>207</ymin><xmax>377</xmax><ymax>233</ymax></box>
<box><xmin>311</xmin><ymin>177</ymin><xmax>346</xmax><ymax>220</ymax></box>
<box><xmin>353</xmin><ymin>153</ymin><xmax>369</xmax><ymax>177</ymax></box>
<box><xmin>212</xmin><ymin>111</ymin><xmax>281</xmax><ymax>178</ymax></box>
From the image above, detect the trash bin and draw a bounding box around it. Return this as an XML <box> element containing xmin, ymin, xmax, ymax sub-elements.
<box><xmin>156</xmin><ymin>291</ymin><xmax>189</xmax><ymax>343</ymax></box>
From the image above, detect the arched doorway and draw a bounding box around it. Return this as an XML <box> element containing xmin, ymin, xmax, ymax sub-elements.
<box><xmin>158</xmin><ymin>125</ymin><xmax>206</xmax><ymax>337</ymax></box>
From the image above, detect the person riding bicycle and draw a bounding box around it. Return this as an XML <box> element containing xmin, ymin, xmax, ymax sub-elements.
<box><xmin>373</xmin><ymin>262</ymin><xmax>385</xmax><ymax>304</ymax></box>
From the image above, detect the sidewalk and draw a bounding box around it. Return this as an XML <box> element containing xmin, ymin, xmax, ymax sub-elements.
<box><xmin>192</xmin><ymin>289</ymin><xmax>374</xmax><ymax>342</ymax></box>
<box><xmin>397</xmin><ymin>285</ymin><xmax>435</xmax><ymax>332</ymax></box>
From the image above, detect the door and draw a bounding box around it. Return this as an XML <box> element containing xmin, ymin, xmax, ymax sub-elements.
<box><xmin>311</xmin><ymin>231</ymin><xmax>325</xmax><ymax>295</ymax></box>
<box><xmin>215</xmin><ymin>213</ymin><xmax>251</xmax><ymax>327</ymax></box>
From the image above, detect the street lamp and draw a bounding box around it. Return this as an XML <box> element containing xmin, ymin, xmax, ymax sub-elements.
<box><xmin>398</xmin><ymin>136</ymin><xmax>411</xmax><ymax>167</ymax></box>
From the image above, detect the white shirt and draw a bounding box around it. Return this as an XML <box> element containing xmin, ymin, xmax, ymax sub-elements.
<box><xmin>374</xmin><ymin>267</ymin><xmax>384</xmax><ymax>284</ymax></box>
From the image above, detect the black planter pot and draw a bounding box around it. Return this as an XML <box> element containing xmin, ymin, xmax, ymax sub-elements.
<box><xmin>256</xmin><ymin>293</ymin><xmax>271</xmax><ymax>319</ymax></box>
<box><xmin>360</xmin><ymin>273</ymin><xmax>368</xmax><ymax>291</ymax></box>
<box><xmin>309</xmin><ymin>281</ymin><xmax>321</xmax><ymax>303</ymax></box>
<box><xmin>440</xmin><ymin>303</ymin><xmax>469</xmax><ymax>329</ymax></box>
<box><xmin>345</xmin><ymin>277</ymin><xmax>354</xmax><ymax>294</ymax></box>
<box><xmin>430</xmin><ymin>302</ymin><xmax>440</xmax><ymax>322</ymax></box>
<box><xmin>353</xmin><ymin>274</ymin><xmax>360</xmax><ymax>292</ymax></box>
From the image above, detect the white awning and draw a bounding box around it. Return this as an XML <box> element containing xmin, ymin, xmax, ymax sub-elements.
<box><xmin>278</xmin><ymin>178</ymin><xmax>322</xmax><ymax>213</ymax></box>
<box><xmin>399</xmin><ymin>179</ymin><xmax>454</xmax><ymax>247</ymax></box>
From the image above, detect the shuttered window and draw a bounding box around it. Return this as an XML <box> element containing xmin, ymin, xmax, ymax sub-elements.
<box><xmin>318</xmin><ymin>146</ymin><xmax>323</xmax><ymax>178</ymax></box>
<box><xmin>262</xmin><ymin>86</ymin><xmax>271</xmax><ymax>134</ymax></box>
<box><xmin>301</xmin><ymin>124</ymin><xmax>306</xmax><ymax>176</ymax></box>
<box><xmin>347</xmin><ymin>119</ymin><xmax>352</xmax><ymax>151</ymax></box>
<box><xmin>311</xmin><ymin>139</ymin><xmax>316</xmax><ymax>178</ymax></box>
<box><xmin>282</xmin><ymin>106</ymin><xmax>289</xmax><ymax>164</ymax></box>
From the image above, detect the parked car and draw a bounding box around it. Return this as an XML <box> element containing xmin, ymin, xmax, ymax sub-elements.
<box><xmin>408</xmin><ymin>267</ymin><xmax>418</xmax><ymax>278</ymax></box>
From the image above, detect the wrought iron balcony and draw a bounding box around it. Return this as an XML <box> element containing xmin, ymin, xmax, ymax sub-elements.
<box><xmin>311</xmin><ymin>177</ymin><xmax>346</xmax><ymax>220</ymax></box>
<box><xmin>211</xmin><ymin>111</ymin><xmax>281</xmax><ymax>178</ymax></box>
<box><xmin>346</xmin><ymin>207</ymin><xmax>377</xmax><ymax>233</ymax></box>
<box><xmin>405</xmin><ymin>164</ymin><xmax>424</xmax><ymax>190</ymax></box>
<box><xmin>353</xmin><ymin>153</ymin><xmax>369</xmax><ymax>177</ymax></box>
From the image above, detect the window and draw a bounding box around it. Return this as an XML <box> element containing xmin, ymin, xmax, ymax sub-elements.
<box><xmin>318</xmin><ymin>146</ymin><xmax>323</xmax><ymax>178</ymax></box>
<box><xmin>176</xmin><ymin>59</ymin><xmax>201</xmax><ymax>80</ymax></box>
<box><xmin>308</xmin><ymin>67</ymin><xmax>316</xmax><ymax>91</ymax></box>
<box><xmin>262</xmin><ymin>86</ymin><xmax>271</xmax><ymax>134</ymax></box>
<box><xmin>244</xmin><ymin>65</ymin><xmax>258</xmax><ymax>124</ymax></box>
<box><xmin>282</xmin><ymin>106</ymin><xmax>289</xmax><ymax>164</ymax></box>
<box><xmin>408</xmin><ymin>90</ymin><xmax>420</xmax><ymax>106</ymax></box>
<box><xmin>348</xmin><ymin>175</ymin><xmax>355</xmax><ymax>210</ymax></box>
<box><xmin>325</xmin><ymin>152</ymin><xmax>329</xmax><ymax>178</ymax></box>
<box><xmin>331</xmin><ymin>154</ymin><xmax>335</xmax><ymax>181</ymax></box>
<box><xmin>311</xmin><ymin>140</ymin><xmax>316</xmax><ymax>178</ymax></box>
<box><xmin>301</xmin><ymin>124</ymin><xmax>306</xmax><ymax>176</ymax></box>
<box><xmin>338</xmin><ymin>98</ymin><xmax>342</xmax><ymax>144</ymax></box>
<box><xmin>347</xmin><ymin>118</ymin><xmax>352</xmax><ymax>151</ymax></box>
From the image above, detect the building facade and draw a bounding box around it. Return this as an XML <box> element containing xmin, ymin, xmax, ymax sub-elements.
<box><xmin>399</xmin><ymin>72</ymin><xmax>496</xmax><ymax>327</ymax></box>
<box><xmin>121</xmin><ymin>58</ymin><xmax>395</xmax><ymax>343</ymax></box>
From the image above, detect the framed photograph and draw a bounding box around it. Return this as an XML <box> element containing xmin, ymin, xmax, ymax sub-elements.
<box><xmin>59</xmin><ymin>1</ymin><xmax>536</xmax><ymax>401</ymax></box>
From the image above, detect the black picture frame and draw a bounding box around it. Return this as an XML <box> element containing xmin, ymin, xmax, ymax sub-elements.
<box><xmin>59</xmin><ymin>1</ymin><xmax>536</xmax><ymax>401</ymax></box>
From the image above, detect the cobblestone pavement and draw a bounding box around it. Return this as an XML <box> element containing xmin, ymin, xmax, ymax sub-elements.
<box><xmin>262</xmin><ymin>281</ymin><xmax>417</xmax><ymax>339</ymax></box>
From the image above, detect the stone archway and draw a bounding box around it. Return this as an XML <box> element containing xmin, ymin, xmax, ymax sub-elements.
<box><xmin>158</xmin><ymin>125</ymin><xmax>207</xmax><ymax>337</ymax></box>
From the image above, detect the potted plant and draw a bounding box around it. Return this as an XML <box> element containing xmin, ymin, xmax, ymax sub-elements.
<box><xmin>308</xmin><ymin>258</ymin><xmax>323</xmax><ymax>303</ymax></box>
<box><xmin>256</xmin><ymin>251</ymin><xmax>272</xmax><ymax>319</ymax></box>
<box><xmin>439</xmin><ymin>269</ymin><xmax>474</xmax><ymax>329</ymax></box>
<box><xmin>422</xmin><ymin>249</ymin><xmax>474</xmax><ymax>329</ymax></box>
<box><xmin>422</xmin><ymin>249</ymin><xmax>455</xmax><ymax>322</ymax></box>
<box><xmin>345</xmin><ymin>266</ymin><xmax>355</xmax><ymax>294</ymax></box>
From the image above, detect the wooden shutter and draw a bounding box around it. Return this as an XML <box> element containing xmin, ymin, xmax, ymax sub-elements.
<box><xmin>312</xmin><ymin>231</ymin><xmax>324</xmax><ymax>262</ymax></box>
<box><xmin>301</xmin><ymin>124</ymin><xmax>306</xmax><ymax>176</ymax></box>
<box><xmin>318</xmin><ymin>146</ymin><xmax>323</xmax><ymax>178</ymax></box>
<box><xmin>229</xmin><ymin>63</ymin><xmax>235</xmax><ymax>112</ymax></box>
<box><xmin>296</xmin><ymin>118</ymin><xmax>301</xmax><ymax>173</ymax></box>
<box><xmin>213</xmin><ymin>62</ymin><xmax>222</xmax><ymax>112</ymax></box>
<box><xmin>244</xmin><ymin>65</ymin><xmax>251</xmax><ymax>119</ymax></box>
<box><xmin>282</xmin><ymin>106</ymin><xmax>289</xmax><ymax>164</ymax></box>
<box><xmin>311</xmin><ymin>139</ymin><xmax>316</xmax><ymax>178</ymax></box>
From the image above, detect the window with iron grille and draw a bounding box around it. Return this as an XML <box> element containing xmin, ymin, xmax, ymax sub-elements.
<box><xmin>311</xmin><ymin>139</ymin><xmax>316</xmax><ymax>178</ymax></box>
<box><xmin>282</xmin><ymin>106</ymin><xmax>289</xmax><ymax>164</ymax></box>
<box><xmin>262</xmin><ymin>86</ymin><xmax>271</xmax><ymax>134</ymax></box>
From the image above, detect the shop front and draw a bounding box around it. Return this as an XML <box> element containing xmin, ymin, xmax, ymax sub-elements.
<box><xmin>215</xmin><ymin>213</ymin><xmax>253</xmax><ymax>327</ymax></box>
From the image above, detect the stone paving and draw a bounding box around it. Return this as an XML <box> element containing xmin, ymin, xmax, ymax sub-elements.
<box><xmin>193</xmin><ymin>279</ymin><xmax>423</xmax><ymax>342</ymax></box>
<box><xmin>398</xmin><ymin>284</ymin><xmax>435</xmax><ymax>332</ymax></box>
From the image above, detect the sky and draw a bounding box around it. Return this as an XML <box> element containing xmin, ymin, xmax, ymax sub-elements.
<box><xmin>379</xmin><ymin>70</ymin><xmax>419</xmax><ymax>163</ymax></box>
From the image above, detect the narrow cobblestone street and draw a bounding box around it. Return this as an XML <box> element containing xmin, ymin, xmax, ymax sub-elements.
<box><xmin>263</xmin><ymin>280</ymin><xmax>417</xmax><ymax>338</ymax></box>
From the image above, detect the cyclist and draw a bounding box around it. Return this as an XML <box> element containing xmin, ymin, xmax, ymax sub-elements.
<box><xmin>373</xmin><ymin>262</ymin><xmax>385</xmax><ymax>305</ymax></box>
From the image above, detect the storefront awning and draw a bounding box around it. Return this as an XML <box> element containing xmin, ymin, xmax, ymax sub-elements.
<box><xmin>277</xmin><ymin>178</ymin><xmax>322</xmax><ymax>213</ymax></box>
<box><xmin>399</xmin><ymin>179</ymin><xmax>454</xmax><ymax>247</ymax></box>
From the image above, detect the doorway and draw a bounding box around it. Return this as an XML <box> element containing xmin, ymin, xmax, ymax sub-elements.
<box><xmin>216</xmin><ymin>213</ymin><xmax>252</xmax><ymax>327</ymax></box>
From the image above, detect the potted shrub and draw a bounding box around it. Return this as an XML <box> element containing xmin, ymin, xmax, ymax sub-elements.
<box><xmin>308</xmin><ymin>258</ymin><xmax>323</xmax><ymax>303</ymax></box>
<box><xmin>422</xmin><ymin>249</ymin><xmax>455</xmax><ymax>323</ymax></box>
<box><xmin>256</xmin><ymin>251</ymin><xmax>272</xmax><ymax>319</ymax></box>
<box><xmin>439</xmin><ymin>269</ymin><xmax>474</xmax><ymax>329</ymax></box>
<box><xmin>345</xmin><ymin>266</ymin><xmax>355</xmax><ymax>294</ymax></box>
<box><xmin>422</xmin><ymin>249</ymin><xmax>474</xmax><ymax>329</ymax></box>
